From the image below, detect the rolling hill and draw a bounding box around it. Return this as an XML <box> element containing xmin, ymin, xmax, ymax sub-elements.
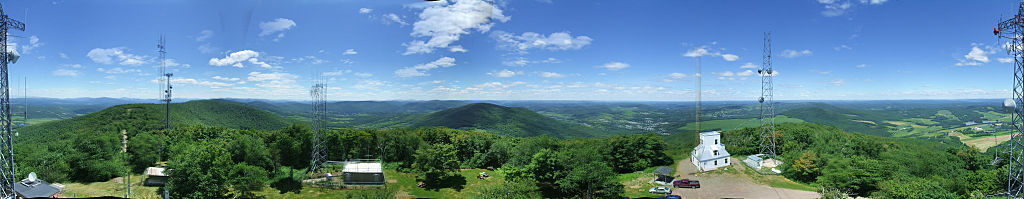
<box><xmin>17</xmin><ymin>99</ymin><xmax>293</xmax><ymax>141</ymax></box>
<box><xmin>405</xmin><ymin>103</ymin><xmax>604</xmax><ymax>138</ymax></box>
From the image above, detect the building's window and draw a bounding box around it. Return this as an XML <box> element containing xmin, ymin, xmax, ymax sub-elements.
<box><xmin>726</xmin><ymin>159</ymin><xmax>729</xmax><ymax>164</ymax></box>
<box><xmin>715</xmin><ymin>139</ymin><xmax>718</xmax><ymax>144</ymax></box>
<box><xmin>714</xmin><ymin>160</ymin><xmax>718</xmax><ymax>165</ymax></box>
<box><xmin>714</xmin><ymin>150</ymin><xmax>719</xmax><ymax>156</ymax></box>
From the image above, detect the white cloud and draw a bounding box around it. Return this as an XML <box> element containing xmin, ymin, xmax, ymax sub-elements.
<box><xmin>403</xmin><ymin>0</ymin><xmax>509</xmax><ymax>55</ymax></box>
<box><xmin>63</xmin><ymin>64</ymin><xmax>82</xmax><ymax>69</ymax></box>
<box><xmin>736</xmin><ymin>70</ymin><xmax>756</xmax><ymax>76</ymax></box>
<box><xmin>716</xmin><ymin>71</ymin><xmax>735</xmax><ymax>77</ymax></box>
<box><xmin>740</xmin><ymin>62</ymin><xmax>758</xmax><ymax>69</ymax></box>
<box><xmin>359</xmin><ymin>8</ymin><xmax>373</xmax><ymax>14</ymax></box>
<box><xmin>598</xmin><ymin>62</ymin><xmax>630</xmax><ymax>71</ymax></box>
<box><xmin>395</xmin><ymin>57</ymin><xmax>456</xmax><ymax>77</ymax></box>
<box><xmin>343</xmin><ymin>49</ymin><xmax>358</xmax><ymax>55</ymax></box>
<box><xmin>669</xmin><ymin>72</ymin><xmax>687</xmax><ymax>79</ymax></box>
<box><xmin>354</xmin><ymin>72</ymin><xmax>373</xmax><ymax>78</ymax></box>
<box><xmin>384</xmin><ymin>13</ymin><xmax>408</xmax><ymax>26</ymax></box>
<box><xmin>492</xmin><ymin>31</ymin><xmax>593</xmax><ymax>53</ymax></box>
<box><xmin>19</xmin><ymin>35</ymin><xmax>42</xmax><ymax>54</ymax></box>
<box><xmin>540</xmin><ymin>72</ymin><xmax>565</xmax><ymax>78</ymax></box>
<box><xmin>721</xmin><ymin>54</ymin><xmax>739</xmax><ymax>61</ymax></box>
<box><xmin>170</xmin><ymin>78</ymin><xmax>237</xmax><ymax>88</ymax></box>
<box><xmin>209</xmin><ymin>50</ymin><xmax>272</xmax><ymax>68</ymax></box>
<box><xmin>819</xmin><ymin>0</ymin><xmax>887</xmax><ymax>17</ymax></box>
<box><xmin>834</xmin><ymin>44</ymin><xmax>851</xmax><ymax>51</ymax></box>
<box><xmin>59</xmin><ymin>52</ymin><xmax>68</xmax><ymax>59</ymax></box>
<box><xmin>198</xmin><ymin>43</ymin><xmax>217</xmax><ymax>54</ymax></box>
<box><xmin>212</xmin><ymin>76</ymin><xmax>241</xmax><ymax>81</ymax></box>
<box><xmin>487</xmin><ymin>69</ymin><xmax>521</xmax><ymax>78</ymax></box>
<box><xmin>829</xmin><ymin>79</ymin><xmax>845</xmax><ymax>86</ymax></box>
<box><xmin>247</xmin><ymin>72</ymin><xmax>299</xmax><ymax>90</ymax></box>
<box><xmin>502</xmin><ymin>57</ymin><xmax>560</xmax><ymax>67</ymax></box>
<box><xmin>259</xmin><ymin>18</ymin><xmax>297</xmax><ymax>41</ymax></box>
<box><xmin>52</xmin><ymin>69</ymin><xmax>79</xmax><ymax>77</ymax></box>
<box><xmin>87</xmin><ymin>47</ymin><xmax>148</xmax><ymax>65</ymax></box>
<box><xmin>449</xmin><ymin>45</ymin><xmax>467</xmax><ymax>53</ymax></box>
<box><xmin>964</xmin><ymin>46</ymin><xmax>990</xmax><ymax>62</ymax></box>
<box><xmin>683</xmin><ymin>47</ymin><xmax>710</xmax><ymax>57</ymax></box>
<box><xmin>999</xmin><ymin>57</ymin><xmax>1015</xmax><ymax>63</ymax></box>
<box><xmin>196</xmin><ymin>30</ymin><xmax>214</xmax><ymax>42</ymax></box>
<box><xmin>96</xmin><ymin>67</ymin><xmax>141</xmax><ymax>74</ymax></box>
<box><xmin>780</xmin><ymin>49</ymin><xmax>813</xmax><ymax>58</ymax></box>
<box><xmin>856</xmin><ymin>64</ymin><xmax>867</xmax><ymax>68</ymax></box>
<box><xmin>861</xmin><ymin>0</ymin><xmax>887</xmax><ymax>5</ymax></box>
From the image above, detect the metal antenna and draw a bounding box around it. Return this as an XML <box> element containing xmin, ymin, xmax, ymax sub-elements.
<box><xmin>0</xmin><ymin>2</ymin><xmax>23</xmax><ymax>198</ymax></box>
<box><xmin>759</xmin><ymin>32</ymin><xmax>779</xmax><ymax>162</ymax></box>
<box><xmin>309</xmin><ymin>77</ymin><xmax>328</xmax><ymax>176</ymax></box>
<box><xmin>159</xmin><ymin>36</ymin><xmax>171</xmax><ymax>130</ymax></box>
<box><xmin>695</xmin><ymin>55</ymin><xmax>702</xmax><ymax>146</ymax></box>
<box><xmin>996</xmin><ymin>2</ymin><xmax>1024</xmax><ymax>197</ymax></box>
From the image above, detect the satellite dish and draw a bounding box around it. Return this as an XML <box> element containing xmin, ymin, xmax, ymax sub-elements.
<box><xmin>27</xmin><ymin>172</ymin><xmax>36</xmax><ymax>182</ymax></box>
<box><xmin>759</xmin><ymin>97</ymin><xmax>765</xmax><ymax>103</ymax></box>
<box><xmin>5</xmin><ymin>44</ymin><xmax>19</xmax><ymax>64</ymax></box>
<box><xmin>1005</xmin><ymin>98</ymin><xmax>1017</xmax><ymax>114</ymax></box>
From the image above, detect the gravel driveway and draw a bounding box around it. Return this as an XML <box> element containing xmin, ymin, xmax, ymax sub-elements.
<box><xmin>670</xmin><ymin>157</ymin><xmax>821</xmax><ymax>199</ymax></box>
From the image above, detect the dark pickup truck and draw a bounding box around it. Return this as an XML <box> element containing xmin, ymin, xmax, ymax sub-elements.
<box><xmin>673</xmin><ymin>179</ymin><xmax>700</xmax><ymax>188</ymax></box>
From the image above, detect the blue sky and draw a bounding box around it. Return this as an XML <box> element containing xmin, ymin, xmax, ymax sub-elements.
<box><xmin>3</xmin><ymin>0</ymin><xmax>1018</xmax><ymax>101</ymax></box>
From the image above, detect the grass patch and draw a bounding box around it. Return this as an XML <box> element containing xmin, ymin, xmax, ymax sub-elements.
<box><xmin>617</xmin><ymin>171</ymin><xmax>662</xmax><ymax>198</ymax></box>
<box><xmin>62</xmin><ymin>174</ymin><xmax>161</xmax><ymax>199</ymax></box>
<box><xmin>736</xmin><ymin>162</ymin><xmax>815</xmax><ymax>192</ymax></box>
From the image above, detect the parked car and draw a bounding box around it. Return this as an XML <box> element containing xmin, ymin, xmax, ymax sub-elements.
<box><xmin>658</xmin><ymin>195</ymin><xmax>682</xmax><ymax>199</ymax></box>
<box><xmin>648</xmin><ymin>186</ymin><xmax>672</xmax><ymax>194</ymax></box>
<box><xmin>673</xmin><ymin>179</ymin><xmax>700</xmax><ymax>188</ymax></box>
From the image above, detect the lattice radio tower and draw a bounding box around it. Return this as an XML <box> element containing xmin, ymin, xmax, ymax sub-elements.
<box><xmin>0</xmin><ymin>2</ymin><xmax>22</xmax><ymax>198</ymax></box>
<box><xmin>758</xmin><ymin>32</ymin><xmax>778</xmax><ymax>159</ymax></box>
<box><xmin>158</xmin><ymin>36</ymin><xmax>172</xmax><ymax>130</ymax></box>
<box><xmin>309</xmin><ymin>78</ymin><xmax>328</xmax><ymax>175</ymax></box>
<box><xmin>996</xmin><ymin>2</ymin><xmax>1024</xmax><ymax>197</ymax></box>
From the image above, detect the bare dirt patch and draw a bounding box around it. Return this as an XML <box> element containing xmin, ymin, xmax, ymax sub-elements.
<box><xmin>674</xmin><ymin>157</ymin><xmax>820</xmax><ymax>199</ymax></box>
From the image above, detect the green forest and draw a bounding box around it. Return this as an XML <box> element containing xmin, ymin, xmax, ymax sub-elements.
<box><xmin>7</xmin><ymin>99</ymin><xmax>1016</xmax><ymax>198</ymax></box>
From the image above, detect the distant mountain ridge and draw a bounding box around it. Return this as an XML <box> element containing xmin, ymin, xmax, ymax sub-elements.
<box><xmin>404</xmin><ymin>103</ymin><xmax>604</xmax><ymax>138</ymax></box>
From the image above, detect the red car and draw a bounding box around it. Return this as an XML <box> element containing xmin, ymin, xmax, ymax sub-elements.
<box><xmin>673</xmin><ymin>179</ymin><xmax>700</xmax><ymax>188</ymax></box>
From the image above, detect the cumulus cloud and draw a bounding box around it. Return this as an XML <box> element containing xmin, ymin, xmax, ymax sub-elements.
<box><xmin>343</xmin><ymin>49</ymin><xmax>358</xmax><ymax>55</ymax></box>
<box><xmin>539</xmin><ymin>72</ymin><xmax>565</xmax><ymax>78</ymax></box>
<box><xmin>96</xmin><ymin>67</ymin><xmax>142</xmax><ymax>74</ymax></box>
<box><xmin>247</xmin><ymin>72</ymin><xmax>299</xmax><ymax>90</ymax></box>
<box><xmin>208</xmin><ymin>50</ymin><xmax>272</xmax><ymax>68</ymax></box>
<box><xmin>502</xmin><ymin>57</ymin><xmax>560</xmax><ymax>67</ymax></box>
<box><xmin>359</xmin><ymin>8</ymin><xmax>373</xmax><ymax>14</ymax></box>
<box><xmin>740</xmin><ymin>62</ymin><xmax>758</xmax><ymax>69</ymax></box>
<box><xmin>780</xmin><ymin>49</ymin><xmax>813</xmax><ymax>58</ymax></box>
<box><xmin>819</xmin><ymin>0</ymin><xmax>888</xmax><ymax>17</ymax></box>
<box><xmin>487</xmin><ymin>69</ymin><xmax>521</xmax><ymax>77</ymax></box>
<box><xmin>170</xmin><ymin>78</ymin><xmax>237</xmax><ymax>88</ymax></box>
<box><xmin>829</xmin><ymin>79</ymin><xmax>845</xmax><ymax>86</ymax></box>
<box><xmin>682</xmin><ymin>45</ymin><xmax>739</xmax><ymax>61</ymax></box>
<box><xmin>492</xmin><ymin>31</ymin><xmax>592</xmax><ymax>53</ymax></box>
<box><xmin>259</xmin><ymin>18</ymin><xmax>297</xmax><ymax>41</ymax></box>
<box><xmin>669</xmin><ymin>73</ymin><xmax>687</xmax><ymax>79</ymax></box>
<box><xmin>856</xmin><ymin>64</ymin><xmax>868</xmax><ymax>68</ymax></box>
<box><xmin>403</xmin><ymin>0</ymin><xmax>509</xmax><ymax>55</ymax></box>
<box><xmin>59</xmin><ymin>52</ymin><xmax>69</xmax><ymax>59</ymax></box>
<box><xmin>384</xmin><ymin>13</ymin><xmax>408</xmax><ymax>26</ymax></box>
<box><xmin>721</xmin><ymin>54</ymin><xmax>739</xmax><ymax>61</ymax></box>
<box><xmin>999</xmin><ymin>57</ymin><xmax>1015</xmax><ymax>63</ymax></box>
<box><xmin>53</xmin><ymin>69</ymin><xmax>79</xmax><ymax>77</ymax></box>
<box><xmin>87</xmin><ymin>47</ymin><xmax>148</xmax><ymax>65</ymax></box>
<box><xmin>395</xmin><ymin>57</ymin><xmax>456</xmax><ymax>77</ymax></box>
<box><xmin>212</xmin><ymin>76</ymin><xmax>241</xmax><ymax>81</ymax></box>
<box><xmin>598</xmin><ymin>62</ymin><xmax>630</xmax><ymax>71</ymax></box>
<box><xmin>18</xmin><ymin>36</ymin><xmax>42</xmax><ymax>54</ymax></box>
<box><xmin>449</xmin><ymin>45</ymin><xmax>467</xmax><ymax>53</ymax></box>
<box><xmin>354</xmin><ymin>72</ymin><xmax>373</xmax><ymax>78</ymax></box>
<box><xmin>736</xmin><ymin>70</ymin><xmax>756</xmax><ymax>76</ymax></box>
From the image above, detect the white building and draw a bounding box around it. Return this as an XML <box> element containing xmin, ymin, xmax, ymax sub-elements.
<box><xmin>691</xmin><ymin>131</ymin><xmax>731</xmax><ymax>171</ymax></box>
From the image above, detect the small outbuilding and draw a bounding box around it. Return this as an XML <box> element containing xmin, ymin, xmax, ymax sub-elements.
<box><xmin>653</xmin><ymin>166</ymin><xmax>673</xmax><ymax>183</ymax></box>
<box><xmin>342</xmin><ymin>160</ymin><xmax>385</xmax><ymax>185</ymax></box>
<box><xmin>14</xmin><ymin>172</ymin><xmax>62</xmax><ymax>199</ymax></box>
<box><xmin>144</xmin><ymin>167</ymin><xmax>169</xmax><ymax>186</ymax></box>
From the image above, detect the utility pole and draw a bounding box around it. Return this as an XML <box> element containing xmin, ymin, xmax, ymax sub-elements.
<box><xmin>759</xmin><ymin>32</ymin><xmax>779</xmax><ymax>162</ymax></box>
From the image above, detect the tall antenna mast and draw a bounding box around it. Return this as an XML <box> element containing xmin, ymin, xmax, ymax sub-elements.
<box><xmin>996</xmin><ymin>2</ymin><xmax>1024</xmax><ymax>197</ymax></box>
<box><xmin>759</xmin><ymin>32</ymin><xmax>779</xmax><ymax>162</ymax></box>
<box><xmin>158</xmin><ymin>36</ymin><xmax>171</xmax><ymax>130</ymax></box>
<box><xmin>0</xmin><ymin>2</ymin><xmax>24</xmax><ymax>198</ymax></box>
<box><xmin>21</xmin><ymin>77</ymin><xmax>24</xmax><ymax>127</ymax></box>
<box><xmin>695</xmin><ymin>55</ymin><xmax>702</xmax><ymax>145</ymax></box>
<box><xmin>309</xmin><ymin>77</ymin><xmax>328</xmax><ymax>175</ymax></box>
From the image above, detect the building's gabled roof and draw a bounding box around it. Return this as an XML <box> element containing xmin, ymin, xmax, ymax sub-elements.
<box><xmin>653</xmin><ymin>166</ymin><xmax>673</xmax><ymax>176</ymax></box>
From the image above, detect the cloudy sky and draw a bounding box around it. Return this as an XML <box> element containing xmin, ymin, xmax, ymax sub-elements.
<box><xmin>4</xmin><ymin>0</ymin><xmax>1018</xmax><ymax>101</ymax></box>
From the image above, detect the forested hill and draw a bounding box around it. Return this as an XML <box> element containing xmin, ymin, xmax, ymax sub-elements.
<box><xmin>18</xmin><ymin>99</ymin><xmax>292</xmax><ymax>140</ymax></box>
<box><xmin>405</xmin><ymin>103</ymin><xmax>603</xmax><ymax>138</ymax></box>
<box><xmin>780</xmin><ymin>103</ymin><xmax>893</xmax><ymax>137</ymax></box>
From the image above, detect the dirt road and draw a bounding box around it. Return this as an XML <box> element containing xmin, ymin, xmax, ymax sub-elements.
<box><xmin>671</xmin><ymin>157</ymin><xmax>820</xmax><ymax>199</ymax></box>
